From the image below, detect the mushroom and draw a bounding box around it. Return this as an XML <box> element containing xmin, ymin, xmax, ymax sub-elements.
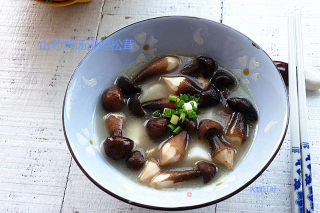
<box><xmin>196</xmin><ymin>161</ymin><xmax>217</xmax><ymax>183</ymax></box>
<box><xmin>273</xmin><ymin>61</ymin><xmax>288</xmax><ymax>86</ymax></box>
<box><xmin>116</xmin><ymin>76</ymin><xmax>141</xmax><ymax>96</ymax></box>
<box><xmin>180</xmin><ymin>63</ymin><xmax>199</xmax><ymax>76</ymax></box>
<box><xmin>127</xmin><ymin>93</ymin><xmax>145</xmax><ymax>116</ymax></box>
<box><xmin>198</xmin><ymin>85</ymin><xmax>220</xmax><ymax>108</ymax></box>
<box><xmin>102</xmin><ymin>87</ymin><xmax>124</xmax><ymax>112</ymax></box>
<box><xmin>126</xmin><ymin>150</ymin><xmax>145</xmax><ymax>170</ymax></box>
<box><xmin>208</xmin><ymin>136</ymin><xmax>235</xmax><ymax>170</ymax></box>
<box><xmin>146</xmin><ymin>117</ymin><xmax>168</xmax><ymax>139</ymax></box>
<box><xmin>103</xmin><ymin>136</ymin><xmax>134</xmax><ymax>160</ymax></box>
<box><xmin>198</xmin><ymin>119</ymin><xmax>235</xmax><ymax>169</ymax></box>
<box><xmin>162</xmin><ymin>76</ymin><xmax>202</xmax><ymax>95</ymax></box>
<box><xmin>197</xmin><ymin>56</ymin><xmax>218</xmax><ymax>78</ymax></box>
<box><xmin>141</xmin><ymin>98</ymin><xmax>175</xmax><ymax>111</ymax></box>
<box><xmin>198</xmin><ymin>119</ymin><xmax>223</xmax><ymax>140</ymax></box>
<box><xmin>160</xmin><ymin>131</ymin><xmax>188</xmax><ymax>166</ymax></box>
<box><xmin>225</xmin><ymin>112</ymin><xmax>248</xmax><ymax>146</ymax></box>
<box><xmin>132</xmin><ymin>56</ymin><xmax>180</xmax><ymax>83</ymax></box>
<box><xmin>150</xmin><ymin>169</ymin><xmax>201</xmax><ymax>189</ymax></box>
<box><xmin>211</xmin><ymin>71</ymin><xmax>236</xmax><ymax>113</ymax></box>
<box><xmin>196</xmin><ymin>76</ymin><xmax>210</xmax><ymax>88</ymax></box>
<box><xmin>226</xmin><ymin>97</ymin><xmax>258</xmax><ymax>122</ymax></box>
<box><xmin>104</xmin><ymin>113</ymin><xmax>125</xmax><ymax>137</ymax></box>
<box><xmin>180</xmin><ymin>118</ymin><xmax>197</xmax><ymax>134</ymax></box>
<box><xmin>139</xmin><ymin>159</ymin><xmax>161</xmax><ymax>183</ymax></box>
<box><xmin>211</xmin><ymin>71</ymin><xmax>236</xmax><ymax>90</ymax></box>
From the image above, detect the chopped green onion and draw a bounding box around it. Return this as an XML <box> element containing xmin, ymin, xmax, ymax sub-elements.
<box><xmin>169</xmin><ymin>95</ymin><xmax>178</xmax><ymax>102</ymax></box>
<box><xmin>193</xmin><ymin>96</ymin><xmax>200</xmax><ymax>103</ymax></box>
<box><xmin>170</xmin><ymin>114</ymin><xmax>179</xmax><ymax>125</ymax></box>
<box><xmin>153</xmin><ymin>110</ymin><xmax>161</xmax><ymax>117</ymax></box>
<box><xmin>180</xmin><ymin>112</ymin><xmax>186</xmax><ymax>122</ymax></box>
<box><xmin>179</xmin><ymin>94</ymin><xmax>188</xmax><ymax>102</ymax></box>
<box><xmin>175</xmin><ymin>100</ymin><xmax>185</xmax><ymax>108</ymax></box>
<box><xmin>187</xmin><ymin>110</ymin><xmax>197</xmax><ymax>120</ymax></box>
<box><xmin>173</xmin><ymin>126</ymin><xmax>182</xmax><ymax>134</ymax></box>
<box><xmin>168</xmin><ymin>124</ymin><xmax>176</xmax><ymax>131</ymax></box>
<box><xmin>178</xmin><ymin>108</ymin><xmax>187</xmax><ymax>115</ymax></box>
<box><xmin>163</xmin><ymin>108</ymin><xmax>172</xmax><ymax>118</ymax></box>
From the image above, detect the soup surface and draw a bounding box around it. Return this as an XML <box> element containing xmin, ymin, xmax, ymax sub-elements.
<box><xmin>94</xmin><ymin>55</ymin><xmax>257</xmax><ymax>189</ymax></box>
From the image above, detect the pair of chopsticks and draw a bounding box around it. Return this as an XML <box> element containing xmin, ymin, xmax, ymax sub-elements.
<box><xmin>288</xmin><ymin>11</ymin><xmax>314</xmax><ymax>213</ymax></box>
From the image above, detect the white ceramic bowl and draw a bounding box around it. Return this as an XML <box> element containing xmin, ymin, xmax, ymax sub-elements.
<box><xmin>62</xmin><ymin>16</ymin><xmax>289</xmax><ymax>210</ymax></box>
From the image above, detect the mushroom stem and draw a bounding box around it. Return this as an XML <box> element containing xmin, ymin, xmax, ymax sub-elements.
<box><xmin>160</xmin><ymin>131</ymin><xmax>188</xmax><ymax>166</ymax></box>
<box><xmin>139</xmin><ymin>159</ymin><xmax>161</xmax><ymax>184</ymax></box>
<box><xmin>225</xmin><ymin>112</ymin><xmax>248</xmax><ymax>146</ymax></box>
<box><xmin>104</xmin><ymin>113</ymin><xmax>125</xmax><ymax>137</ymax></box>
<box><xmin>127</xmin><ymin>93</ymin><xmax>145</xmax><ymax>116</ymax></box>
<box><xmin>162</xmin><ymin>76</ymin><xmax>202</xmax><ymax>95</ymax></box>
<box><xmin>198</xmin><ymin>119</ymin><xmax>223</xmax><ymax>140</ymax></box>
<box><xmin>141</xmin><ymin>98</ymin><xmax>175</xmax><ymax>111</ymax></box>
<box><xmin>132</xmin><ymin>56</ymin><xmax>180</xmax><ymax>83</ymax></box>
<box><xmin>150</xmin><ymin>170</ymin><xmax>201</xmax><ymax>188</ymax></box>
<box><xmin>208</xmin><ymin>136</ymin><xmax>235</xmax><ymax>170</ymax></box>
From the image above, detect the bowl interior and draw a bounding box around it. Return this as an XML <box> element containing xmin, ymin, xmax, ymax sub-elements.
<box><xmin>63</xmin><ymin>16</ymin><xmax>288</xmax><ymax>209</ymax></box>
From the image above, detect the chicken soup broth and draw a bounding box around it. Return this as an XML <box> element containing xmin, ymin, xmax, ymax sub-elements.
<box><xmin>95</xmin><ymin>55</ymin><xmax>258</xmax><ymax>189</ymax></box>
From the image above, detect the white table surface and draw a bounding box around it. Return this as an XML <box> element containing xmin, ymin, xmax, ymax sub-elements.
<box><xmin>0</xmin><ymin>0</ymin><xmax>319</xmax><ymax>212</ymax></box>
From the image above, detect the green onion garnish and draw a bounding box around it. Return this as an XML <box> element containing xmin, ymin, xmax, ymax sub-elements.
<box><xmin>153</xmin><ymin>110</ymin><xmax>161</xmax><ymax>117</ymax></box>
<box><xmin>180</xmin><ymin>112</ymin><xmax>186</xmax><ymax>122</ymax></box>
<box><xmin>169</xmin><ymin>95</ymin><xmax>178</xmax><ymax>102</ymax></box>
<box><xmin>170</xmin><ymin>114</ymin><xmax>179</xmax><ymax>125</ymax></box>
<box><xmin>194</xmin><ymin>96</ymin><xmax>200</xmax><ymax>103</ymax></box>
<box><xmin>175</xmin><ymin>100</ymin><xmax>185</xmax><ymax>108</ymax></box>
<box><xmin>168</xmin><ymin>124</ymin><xmax>176</xmax><ymax>131</ymax></box>
<box><xmin>163</xmin><ymin>108</ymin><xmax>172</xmax><ymax>118</ymax></box>
<box><xmin>173</xmin><ymin>126</ymin><xmax>182</xmax><ymax>134</ymax></box>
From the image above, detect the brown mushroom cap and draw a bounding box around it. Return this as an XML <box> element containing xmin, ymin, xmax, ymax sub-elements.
<box><xmin>227</xmin><ymin>97</ymin><xmax>258</xmax><ymax>122</ymax></box>
<box><xmin>127</xmin><ymin>93</ymin><xmax>145</xmax><ymax>116</ymax></box>
<box><xmin>146</xmin><ymin>117</ymin><xmax>168</xmax><ymax>139</ymax></box>
<box><xmin>197</xmin><ymin>56</ymin><xmax>218</xmax><ymax>78</ymax></box>
<box><xmin>196</xmin><ymin>161</ymin><xmax>217</xmax><ymax>183</ymax></box>
<box><xmin>116</xmin><ymin>76</ymin><xmax>141</xmax><ymax>97</ymax></box>
<box><xmin>103</xmin><ymin>136</ymin><xmax>134</xmax><ymax>160</ymax></box>
<box><xmin>104</xmin><ymin>113</ymin><xmax>125</xmax><ymax>137</ymax></box>
<box><xmin>198</xmin><ymin>85</ymin><xmax>220</xmax><ymax>108</ymax></box>
<box><xmin>126</xmin><ymin>150</ymin><xmax>145</xmax><ymax>170</ymax></box>
<box><xmin>180</xmin><ymin>62</ymin><xmax>199</xmax><ymax>76</ymax></box>
<box><xmin>211</xmin><ymin>71</ymin><xmax>236</xmax><ymax>90</ymax></box>
<box><xmin>102</xmin><ymin>87</ymin><xmax>124</xmax><ymax>112</ymax></box>
<box><xmin>180</xmin><ymin>118</ymin><xmax>198</xmax><ymax>134</ymax></box>
<box><xmin>132</xmin><ymin>56</ymin><xmax>180</xmax><ymax>83</ymax></box>
<box><xmin>198</xmin><ymin>119</ymin><xmax>223</xmax><ymax>140</ymax></box>
<box><xmin>141</xmin><ymin>98</ymin><xmax>175</xmax><ymax>111</ymax></box>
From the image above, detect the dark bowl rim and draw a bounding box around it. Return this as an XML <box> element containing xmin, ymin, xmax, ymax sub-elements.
<box><xmin>62</xmin><ymin>15</ymin><xmax>289</xmax><ymax>211</ymax></box>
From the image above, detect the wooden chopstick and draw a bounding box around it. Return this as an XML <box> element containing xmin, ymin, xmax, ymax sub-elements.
<box><xmin>288</xmin><ymin>11</ymin><xmax>314</xmax><ymax>213</ymax></box>
<box><xmin>295</xmin><ymin>13</ymin><xmax>314</xmax><ymax>213</ymax></box>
